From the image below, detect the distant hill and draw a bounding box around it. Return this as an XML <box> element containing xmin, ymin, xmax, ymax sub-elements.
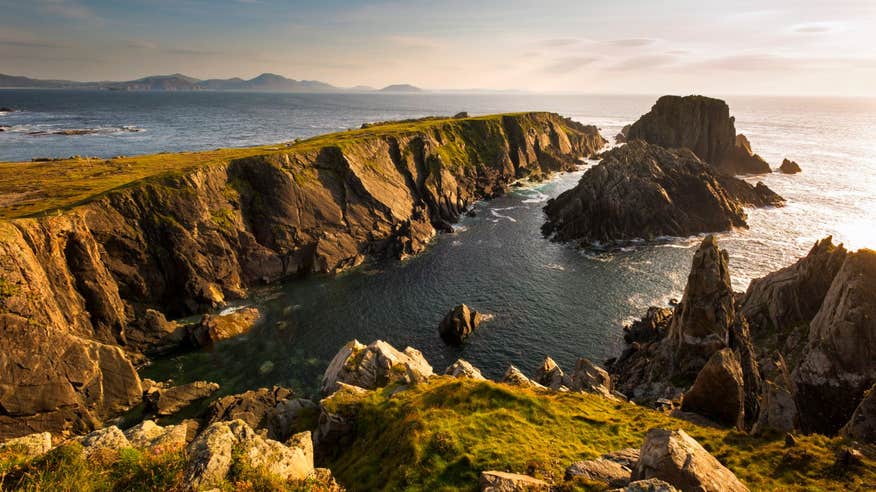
<box><xmin>0</xmin><ymin>73</ymin><xmax>427</xmax><ymax>94</ymax></box>
<box><xmin>379</xmin><ymin>84</ymin><xmax>423</xmax><ymax>93</ymax></box>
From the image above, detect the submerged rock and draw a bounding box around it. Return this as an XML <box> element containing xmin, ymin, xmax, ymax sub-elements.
<box><xmin>188</xmin><ymin>306</ymin><xmax>261</xmax><ymax>347</ymax></box>
<box><xmin>632</xmin><ymin>428</ymin><xmax>748</xmax><ymax>492</ymax></box>
<box><xmin>320</xmin><ymin>340</ymin><xmax>433</xmax><ymax>395</ymax></box>
<box><xmin>542</xmin><ymin>142</ymin><xmax>782</xmax><ymax>244</ymax></box>
<box><xmin>779</xmin><ymin>158</ymin><xmax>802</xmax><ymax>174</ymax></box>
<box><xmin>681</xmin><ymin>348</ymin><xmax>745</xmax><ymax>429</ymax></box>
<box><xmin>144</xmin><ymin>380</ymin><xmax>220</xmax><ymax>417</ymax></box>
<box><xmin>480</xmin><ymin>470</ymin><xmax>550</xmax><ymax>491</ymax></box>
<box><xmin>438</xmin><ymin>303</ymin><xmax>483</xmax><ymax>345</ymax></box>
<box><xmin>627</xmin><ymin>95</ymin><xmax>770</xmax><ymax>175</ymax></box>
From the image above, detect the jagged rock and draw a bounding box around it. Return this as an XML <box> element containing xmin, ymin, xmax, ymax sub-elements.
<box><xmin>439</xmin><ymin>304</ymin><xmax>483</xmax><ymax>345</ymax></box>
<box><xmin>534</xmin><ymin>356</ymin><xmax>569</xmax><ymax>390</ymax></box>
<box><xmin>616</xmin><ymin>124</ymin><xmax>631</xmax><ymax>143</ymax></box>
<box><xmin>565</xmin><ymin>458</ymin><xmax>631</xmax><ymax>486</ymax></box>
<box><xmin>667</xmin><ymin>236</ymin><xmax>735</xmax><ymax>378</ymax></box>
<box><xmin>632</xmin><ymin>429</ymin><xmax>748</xmax><ymax>492</ymax></box>
<box><xmin>842</xmin><ymin>382</ymin><xmax>876</xmax><ymax>442</ymax></box>
<box><xmin>624</xmin><ymin>307</ymin><xmax>673</xmax><ymax>344</ymax></box>
<box><xmin>739</xmin><ymin>237</ymin><xmax>847</xmax><ymax>340</ymax></box>
<box><xmin>728</xmin><ymin>317</ymin><xmax>762</xmax><ymax>430</ymax></box>
<box><xmin>444</xmin><ymin>359</ymin><xmax>486</xmax><ymax>380</ymax></box>
<box><xmin>189</xmin><ymin>307</ymin><xmax>261</xmax><ymax>347</ymax></box>
<box><xmin>79</xmin><ymin>426</ymin><xmax>131</xmax><ymax>458</ymax></box>
<box><xmin>183</xmin><ymin>419</ymin><xmax>313</xmax><ymax>490</ymax></box>
<box><xmin>313</xmin><ymin>382</ymin><xmax>369</xmax><ymax>459</ymax></box>
<box><xmin>542</xmin><ymin>142</ymin><xmax>782</xmax><ymax>244</ymax></box>
<box><xmin>681</xmin><ymin>348</ymin><xmax>745</xmax><ymax>428</ymax></box>
<box><xmin>569</xmin><ymin>358</ymin><xmax>613</xmax><ymax>397</ymax></box>
<box><xmin>203</xmin><ymin>386</ymin><xmax>314</xmax><ymax>442</ymax></box>
<box><xmin>144</xmin><ymin>380</ymin><xmax>219</xmax><ymax>417</ymax></box>
<box><xmin>320</xmin><ymin>340</ymin><xmax>433</xmax><ymax>395</ymax></box>
<box><xmin>0</xmin><ymin>432</ymin><xmax>52</xmax><ymax>457</ymax></box>
<box><xmin>480</xmin><ymin>471</ymin><xmax>550</xmax><ymax>491</ymax></box>
<box><xmin>779</xmin><ymin>158</ymin><xmax>802</xmax><ymax>174</ymax></box>
<box><xmin>627</xmin><ymin>95</ymin><xmax>769</xmax><ymax>175</ymax></box>
<box><xmin>502</xmin><ymin>365</ymin><xmax>547</xmax><ymax>390</ymax></box>
<box><xmin>610</xmin><ymin>478</ymin><xmax>679</xmax><ymax>492</ymax></box>
<box><xmin>793</xmin><ymin>249</ymin><xmax>876</xmax><ymax>434</ymax></box>
<box><xmin>123</xmin><ymin>420</ymin><xmax>187</xmax><ymax>452</ymax></box>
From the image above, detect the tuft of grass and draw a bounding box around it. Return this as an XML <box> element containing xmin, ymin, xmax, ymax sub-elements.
<box><xmin>324</xmin><ymin>377</ymin><xmax>876</xmax><ymax>492</ymax></box>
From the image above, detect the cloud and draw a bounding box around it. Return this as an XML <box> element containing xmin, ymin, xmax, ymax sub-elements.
<box><xmin>608</xmin><ymin>38</ymin><xmax>656</xmax><ymax>47</ymax></box>
<box><xmin>792</xmin><ymin>23</ymin><xmax>835</xmax><ymax>33</ymax></box>
<box><xmin>689</xmin><ymin>54</ymin><xmax>795</xmax><ymax>71</ymax></box>
<box><xmin>542</xmin><ymin>56</ymin><xmax>600</xmax><ymax>74</ymax></box>
<box><xmin>539</xmin><ymin>38</ymin><xmax>580</xmax><ymax>48</ymax></box>
<box><xmin>609</xmin><ymin>54</ymin><xmax>677</xmax><ymax>71</ymax></box>
<box><xmin>127</xmin><ymin>40</ymin><xmax>159</xmax><ymax>50</ymax></box>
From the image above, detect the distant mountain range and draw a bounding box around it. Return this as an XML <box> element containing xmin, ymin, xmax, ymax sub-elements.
<box><xmin>0</xmin><ymin>73</ymin><xmax>424</xmax><ymax>93</ymax></box>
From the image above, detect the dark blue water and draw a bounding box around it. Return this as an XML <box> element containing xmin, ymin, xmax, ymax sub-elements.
<box><xmin>2</xmin><ymin>90</ymin><xmax>874</xmax><ymax>398</ymax></box>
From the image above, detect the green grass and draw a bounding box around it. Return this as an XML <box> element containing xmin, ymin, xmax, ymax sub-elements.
<box><xmin>0</xmin><ymin>112</ymin><xmax>555</xmax><ymax>220</ymax></box>
<box><xmin>324</xmin><ymin>377</ymin><xmax>876</xmax><ymax>492</ymax></box>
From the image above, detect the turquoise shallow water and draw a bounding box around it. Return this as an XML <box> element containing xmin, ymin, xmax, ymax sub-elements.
<box><xmin>3</xmin><ymin>90</ymin><xmax>872</xmax><ymax>397</ymax></box>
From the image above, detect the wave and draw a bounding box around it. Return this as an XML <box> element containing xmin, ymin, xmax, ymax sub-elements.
<box><xmin>521</xmin><ymin>190</ymin><xmax>550</xmax><ymax>203</ymax></box>
<box><xmin>489</xmin><ymin>209</ymin><xmax>517</xmax><ymax>222</ymax></box>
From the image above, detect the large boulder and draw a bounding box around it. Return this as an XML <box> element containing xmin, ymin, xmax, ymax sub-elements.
<box><xmin>842</xmin><ymin>382</ymin><xmax>876</xmax><ymax>443</ymax></box>
<box><xmin>632</xmin><ymin>428</ymin><xmax>748</xmax><ymax>492</ymax></box>
<box><xmin>188</xmin><ymin>306</ymin><xmax>261</xmax><ymax>347</ymax></box>
<box><xmin>681</xmin><ymin>348</ymin><xmax>745</xmax><ymax>429</ymax></box>
<box><xmin>79</xmin><ymin>426</ymin><xmax>131</xmax><ymax>458</ymax></box>
<box><xmin>793</xmin><ymin>249</ymin><xmax>876</xmax><ymax>434</ymax></box>
<box><xmin>542</xmin><ymin>142</ymin><xmax>782</xmax><ymax>244</ymax></box>
<box><xmin>123</xmin><ymin>420</ymin><xmax>188</xmax><ymax>452</ymax></box>
<box><xmin>439</xmin><ymin>304</ymin><xmax>483</xmax><ymax>345</ymax></box>
<box><xmin>203</xmin><ymin>386</ymin><xmax>315</xmax><ymax>442</ymax></box>
<box><xmin>320</xmin><ymin>340</ymin><xmax>433</xmax><ymax>395</ymax></box>
<box><xmin>667</xmin><ymin>236</ymin><xmax>735</xmax><ymax>378</ymax></box>
<box><xmin>144</xmin><ymin>380</ymin><xmax>220</xmax><ymax>417</ymax></box>
<box><xmin>779</xmin><ymin>158</ymin><xmax>802</xmax><ymax>174</ymax></box>
<box><xmin>480</xmin><ymin>471</ymin><xmax>550</xmax><ymax>491</ymax></box>
<box><xmin>534</xmin><ymin>356</ymin><xmax>569</xmax><ymax>390</ymax></box>
<box><xmin>444</xmin><ymin>359</ymin><xmax>486</xmax><ymax>380</ymax></box>
<box><xmin>0</xmin><ymin>432</ymin><xmax>52</xmax><ymax>458</ymax></box>
<box><xmin>565</xmin><ymin>458</ymin><xmax>631</xmax><ymax>486</ymax></box>
<box><xmin>183</xmin><ymin>419</ymin><xmax>313</xmax><ymax>490</ymax></box>
<box><xmin>626</xmin><ymin>95</ymin><xmax>770</xmax><ymax>175</ymax></box>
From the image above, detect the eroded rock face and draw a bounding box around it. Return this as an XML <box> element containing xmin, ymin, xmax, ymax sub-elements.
<box><xmin>542</xmin><ymin>142</ymin><xmax>782</xmax><ymax>244</ymax></box>
<box><xmin>320</xmin><ymin>340</ymin><xmax>433</xmax><ymax>395</ymax></box>
<box><xmin>632</xmin><ymin>428</ymin><xmax>748</xmax><ymax>492</ymax></box>
<box><xmin>204</xmin><ymin>386</ymin><xmax>315</xmax><ymax>442</ymax></box>
<box><xmin>668</xmin><ymin>236</ymin><xmax>735</xmax><ymax>377</ymax></box>
<box><xmin>444</xmin><ymin>359</ymin><xmax>486</xmax><ymax>380</ymax></box>
<box><xmin>627</xmin><ymin>95</ymin><xmax>769</xmax><ymax>175</ymax></box>
<box><xmin>183</xmin><ymin>419</ymin><xmax>314</xmax><ymax>490</ymax></box>
<box><xmin>793</xmin><ymin>249</ymin><xmax>876</xmax><ymax>434</ymax></box>
<box><xmin>681</xmin><ymin>348</ymin><xmax>745</xmax><ymax>429</ymax></box>
<box><xmin>438</xmin><ymin>304</ymin><xmax>483</xmax><ymax>345</ymax></box>
<box><xmin>144</xmin><ymin>380</ymin><xmax>220</xmax><ymax>417</ymax></box>
<box><xmin>480</xmin><ymin>470</ymin><xmax>550</xmax><ymax>491</ymax></box>
<box><xmin>779</xmin><ymin>158</ymin><xmax>802</xmax><ymax>174</ymax></box>
<box><xmin>842</xmin><ymin>382</ymin><xmax>876</xmax><ymax>443</ymax></box>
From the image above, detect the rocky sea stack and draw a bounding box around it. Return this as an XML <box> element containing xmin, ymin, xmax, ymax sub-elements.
<box><xmin>542</xmin><ymin>141</ymin><xmax>783</xmax><ymax>244</ymax></box>
<box><xmin>628</xmin><ymin>95</ymin><xmax>772</xmax><ymax>175</ymax></box>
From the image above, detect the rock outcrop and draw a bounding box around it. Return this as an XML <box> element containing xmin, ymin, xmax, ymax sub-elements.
<box><xmin>183</xmin><ymin>419</ymin><xmax>314</xmax><ymax>490</ymax></box>
<box><xmin>480</xmin><ymin>470</ymin><xmax>550</xmax><ymax>491</ymax></box>
<box><xmin>502</xmin><ymin>365</ymin><xmax>547</xmax><ymax>390</ymax></box>
<box><xmin>0</xmin><ymin>112</ymin><xmax>604</xmax><ymax>437</ymax></box>
<box><xmin>632</xmin><ymin>429</ymin><xmax>748</xmax><ymax>492</ymax></box>
<box><xmin>681</xmin><ymin>348</ymin><xmax>745</xmax><ymax>429</ymax></box>
<box><xmin>793</xmin><ymin>249</ymin><xmax>876</xmax><ymax>434</ymax></box>
<box><xmin>627</xmin><ymin>95</ymin><xmax>770</xmax><ymax>175</ymax></box>
<box><xmin>542</xmin><ymin>142</ymin><xmax>782</xmax><ymax>244</ymax></box>
<box><xmin>445</xmin><ymin>359</ymin><xmax>487</xmax><ymax>380</ymax></box>
<box><xmin>320</xmin><ymin>340</ymin><xmax>433</xmax><ymax>395</ymax></box>
<box><xmin>534</xmin><ymin>356</ymin><xmax>569</xmax><ymax>390</ymax></box>
<box><xmin>438</xmin><ymin>303</ymin><xmax>483</xmax><ymax>345</ymax></box>
<box><xmin>779</xmin><ymin>158</ymin><xmax>802</xmax><ymax>174</ymax></box>
<box><xmin>568</xmin><ymin>358</ymin><xmax>614</xmax><ymax>397</ymax></box>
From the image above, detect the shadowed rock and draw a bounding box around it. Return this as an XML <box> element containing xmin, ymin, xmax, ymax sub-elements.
<box><xmin>681</xmin><ymin>348</ymin><xmax>745</xmax><ymax>429</ymax></box>
<box><xmin>439</xmin><ymin>304</ymin><xmax>483</xmax><ymax>345</ymax></box>
<box><xmin>779</xmin><ymin>158</ymin><xmax>802</xmax><ymax>174</ymax></box>
<box><xmin>842</xmin><ymin>382</ymin><xmax>876</xmax><ymax>443</ymax></box>
<box><xmin>144</xmin><ymin>380</ymin><xmax>219</xmax><ymax>417</ymax></box>
<box><xmin>204</xmin><ymin>386</ymin><xmax>315</xmax><ymax>442</ymax></box>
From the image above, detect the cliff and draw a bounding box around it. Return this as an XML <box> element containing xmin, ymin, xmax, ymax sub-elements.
<box><xmin>0</xmin><ymin>112</ymin><xmax>606</xmax><ymax>438</ymax></box>
<box><xmin>541</xmin><ymin>141</ymin><xmax>783</xmax><ymax>244</ymax></box>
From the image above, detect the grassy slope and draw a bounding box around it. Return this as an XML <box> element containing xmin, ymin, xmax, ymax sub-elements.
<box><xmin>0</xmin><ymin>112</ymin><xmax>549</xmax><ymax>219</ymax></box>
<box><xmin>324</xmin><ymin>377</ymin><xmax>875</xmax><ymax>492</ymax></box>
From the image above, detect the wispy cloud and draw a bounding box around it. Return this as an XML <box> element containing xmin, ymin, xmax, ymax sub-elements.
<box><xmin>609</xmin><ymin>54</ymin><xmax>677</xmax><ymax>71</ymax></box>
<box><xmin>539</xmin><ymin>38</ymin><xmax>580</xmax><ymax>48</ymax></box>
<box><xmin>792</xmin><ymin>23</ymin><xmax>837</xmax><ymax>33</ymax></box>
<box><xmin>542</xmin><ymin>56</ymin><xmax>600</xmax><ymax>74</ymax></box>
<box><xmin>608</xmin><ymin>38</ymin><xmax>656</xmax><ymax>47</ymax></box>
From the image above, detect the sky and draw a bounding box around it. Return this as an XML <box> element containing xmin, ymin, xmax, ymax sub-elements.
<box><xmin>1</xmin><ymin>0</ymin><xmax>875</xmax><ymax>96</ymax></box>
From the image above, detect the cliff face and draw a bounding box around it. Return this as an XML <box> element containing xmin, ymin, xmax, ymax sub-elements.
<box><xmin>0</xmin><ymin>112</ymin><xmax>605</xmax><ymax>438</ymax></box>
<box><xmin>627</xmin><ymin>95</ymin><xmax>771</xmax><ymax>175</ymax></box>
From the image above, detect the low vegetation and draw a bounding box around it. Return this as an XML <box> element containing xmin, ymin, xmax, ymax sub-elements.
<box><xmin>324</xmin><ymin>377</ymin><xmax>875</xmax><ymax>491</ymax></box>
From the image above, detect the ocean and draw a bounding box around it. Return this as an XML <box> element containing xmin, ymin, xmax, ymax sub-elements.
<box><xmin>2</xmin><ymin>90</ymin><xmax>874</xmax><ymax>396</ymax></box>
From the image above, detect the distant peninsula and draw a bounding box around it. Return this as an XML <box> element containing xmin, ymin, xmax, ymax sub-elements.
<box><xmin>0</xmin><ymin>72</ymin><xmax>424</xmax><ymax>93</ymax></box>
